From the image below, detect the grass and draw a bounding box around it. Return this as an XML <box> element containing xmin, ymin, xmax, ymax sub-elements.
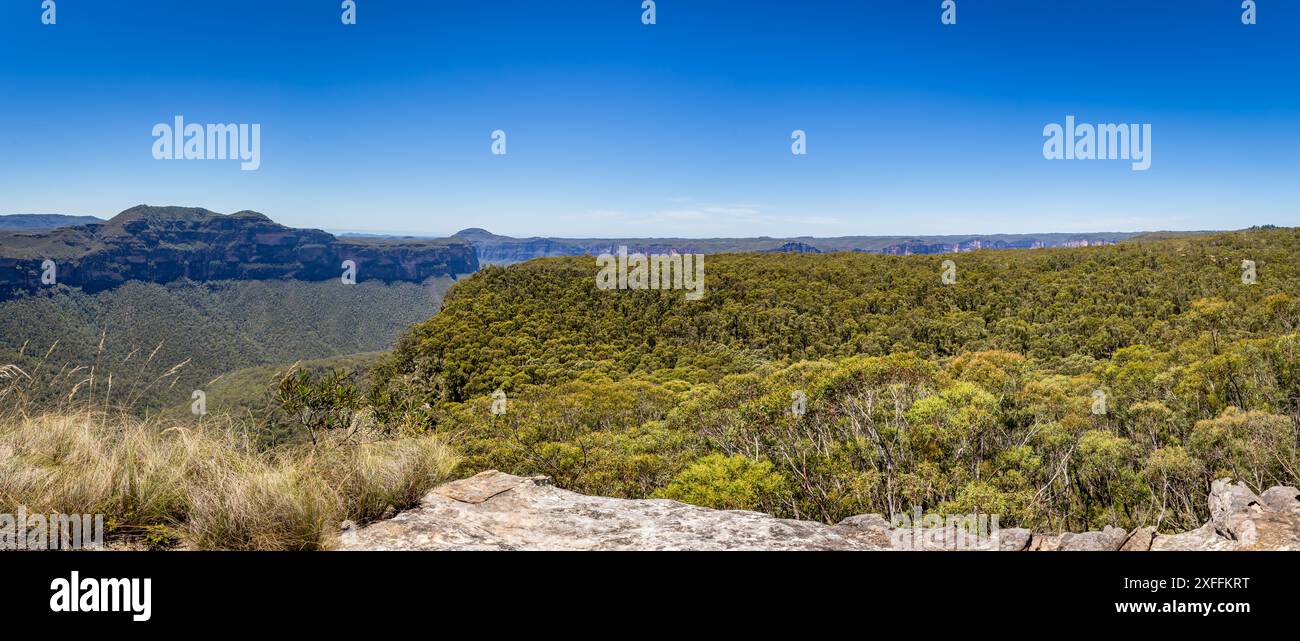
<box><xmin>0</xmin><ymin>360</ymin><xmax>459</xmax><ymax>550</ymax></box>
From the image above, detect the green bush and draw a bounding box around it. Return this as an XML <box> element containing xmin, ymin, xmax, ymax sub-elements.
<box><xmin>654</xmin><ymin>454</ymin><xmax>787</xmax><ymax>512</ymax></box>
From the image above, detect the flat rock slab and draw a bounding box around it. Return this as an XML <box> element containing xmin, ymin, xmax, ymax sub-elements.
<box><xmin>341</xmin><ymin>470</ymin><xmax>884</xmax><ymax>551</ymax></box>
<box><xmin>432</xmin><ymin>470</ymin><xmax>545</xmax><ymax>504</ymax></box>
<box><xmin>339</xmin><ymin>472</ymin><xmax>1300</xmax><ymax>551</ymax></box>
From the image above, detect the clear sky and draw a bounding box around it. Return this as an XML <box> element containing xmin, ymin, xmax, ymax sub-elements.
<box><xmin>1</xmin><ymin>0</ymin><xmax>1297</xmax><ymax>237</ymax></box>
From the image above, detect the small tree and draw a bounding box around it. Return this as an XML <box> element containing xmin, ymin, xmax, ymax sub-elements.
<box><xmin>274</xmin><ymin>367</ymin><xmax>362</xmax><ymax>446</ymax></box>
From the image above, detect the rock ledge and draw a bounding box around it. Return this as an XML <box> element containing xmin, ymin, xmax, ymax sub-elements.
<box><xmin>339</xmin><ymin>471</ymin><xmax>1300</xmax><ymax>551</ymax></box>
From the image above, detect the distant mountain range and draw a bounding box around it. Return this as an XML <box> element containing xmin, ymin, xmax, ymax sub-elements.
<box><xmin>0</xmin><ymin>206</ymin><xmax>478</xmax><ymax>300</ymax></box>
<box><xmin>0</xmin><ymin>213</ymin><xmax>105</xmax><ymax>231</ymax></box>
<box><xmin>437</xmin><ymin>227</ymin><xmax>1139</xmax><ymax>265</ymax></box>
<box><xmin>2</xmin><ymin>209</ymin><xmax>1218</xmax><ymax>297</ymax></box>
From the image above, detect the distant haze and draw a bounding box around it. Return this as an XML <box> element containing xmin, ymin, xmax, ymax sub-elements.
<box><xmin>0</xmin><ymin>214</ymin><xmax>105</xmax><ymax>231</ymax></box>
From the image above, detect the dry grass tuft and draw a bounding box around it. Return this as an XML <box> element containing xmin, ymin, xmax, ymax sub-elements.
<box><xmin>0</xmin><ymin>409</ymin><xmax>458</xmax><ymax>550</ymax></box>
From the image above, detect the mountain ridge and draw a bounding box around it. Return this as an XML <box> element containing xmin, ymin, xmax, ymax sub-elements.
<box><xmin>0</xmin><ymin>213</ymin><xmax>105</xmax><ymax>231</ymax></box>
<box><xmin>0</xmin><ymin>205</ymin><xmax>479</xmax><ymax>300</ymax></box>
<box><xmin>444</xmin><ymin>228</ymin><xmax>1143</xmax><ymax>265</ymax></box>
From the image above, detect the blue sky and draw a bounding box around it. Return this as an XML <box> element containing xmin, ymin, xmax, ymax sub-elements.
<box><xmin>1</xmin><ymin>0</ymin><xmax>1297</xmax><ymax>237</ymax></box>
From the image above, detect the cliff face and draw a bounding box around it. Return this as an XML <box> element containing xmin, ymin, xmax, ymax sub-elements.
<box><xmin>471</xmin><ymin>238</ymin><xmax>588</xmax><ymax>265</ymax></box>
<box><xmin>0</xmin><ymin>206</ymin><xmax>478</xmax><ymax>298</ymax></box>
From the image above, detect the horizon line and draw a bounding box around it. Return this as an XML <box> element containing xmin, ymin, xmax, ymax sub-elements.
<box><xmin>0</xmin><ymin>210</ymin><xmax>1241</xmax><ymax>241</ymax></box>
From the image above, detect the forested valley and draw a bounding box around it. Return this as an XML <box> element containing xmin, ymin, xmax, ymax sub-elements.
<box><xmin>360</xmin><ymin>228</ymin><xmax>1300</xmax><ymax>532</ymax></box>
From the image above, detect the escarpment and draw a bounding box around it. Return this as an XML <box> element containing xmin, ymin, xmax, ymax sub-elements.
<box><xmin>0</xmin><ymin>205</ymin><xmax>478</xmax><ymax>299</ymax></box>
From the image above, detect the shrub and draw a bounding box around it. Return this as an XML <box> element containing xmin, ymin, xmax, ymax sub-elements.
<box><xmin>273</xmin><ymin>367</ymin><xmax>363</xmax><ymax>445</ymax></box>
<box><xmin>654</xmin><ymin>454</ymin><xmax>787</xmax><ymax>512</ymax></box>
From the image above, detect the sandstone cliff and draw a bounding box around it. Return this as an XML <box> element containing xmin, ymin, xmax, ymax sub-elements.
<box><xmin>339</xmin><ymin>471</ymin><xmax>1299</xmax><ymax>551</ymax></box>
<box><xmin>0</xmin><ymin>206</ymin><xmax>478</xmax><ymax>299</ymax></box>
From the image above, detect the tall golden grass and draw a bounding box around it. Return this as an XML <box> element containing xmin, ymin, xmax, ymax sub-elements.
<box><xmin>0</xmin><ymin>348</ymin><xmax>458</xmax><ymax>550</ymax></box>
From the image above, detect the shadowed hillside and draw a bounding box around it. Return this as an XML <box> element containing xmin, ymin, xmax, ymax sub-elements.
<box><xmin>0</xmin><ymin>278</ymin><xmax>457</xmax><ymax>412</ymax></box>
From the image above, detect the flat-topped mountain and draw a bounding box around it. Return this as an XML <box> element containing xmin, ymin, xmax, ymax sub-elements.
<box><xmin>0</xmin><ymin>205</ymin><xmax>478</xmax><ymax>299</ymax></box>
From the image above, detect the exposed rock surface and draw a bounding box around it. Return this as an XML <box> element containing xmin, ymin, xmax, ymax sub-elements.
<box><xmin>1049</xmin><ymin>525</ymin><xmax>1129</xmax><ymax>551</ymax></box>
<box><xmin>1120</xmin><ymin>526</ymin><xmax>1157</xmax><ymax>552</ymax></box>
<box><xmin>1</xmin><ymin>205</ymin><xmax>478</xmax><ymax>299</ymax></box>
<box><xmin>996</xmin><ymin>528</ymin><xmax>1033</xmax><ymax>551</ymax></box>
<box><xmin>1261</xmin><ymin>486</ymin><xmax>1300</xmax><ymax>513</ymax></box>
<box><xmin>1149</xmin><ymin>523</ymin><xmax>1237</xmax><ymax>551</ymax></box>
<box><xmin>340</xmin><ymin>471</ymin><xmax>1300</xmax><ymax>551</ymax></box>
<box><xmin>340</xmin><ymin>471</ymin><xmax>884</xmax><ymax>550</ymax></box>
<box><xmin>1154</xmin><ymin>479</ymin><xmax>1300</xmax><ymax>551</ymax></box>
